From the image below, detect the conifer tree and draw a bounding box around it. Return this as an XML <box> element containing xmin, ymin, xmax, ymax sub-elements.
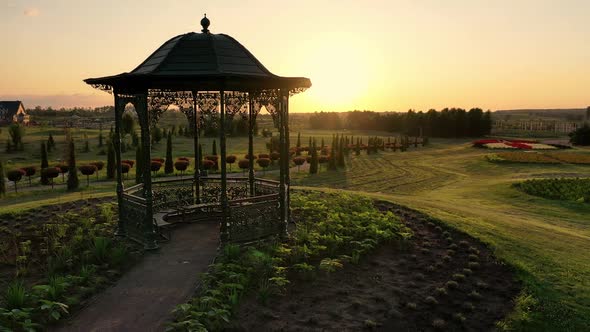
<box><xmin>355</xmin><ymin>138</ymin><xmax>361</xmax><ymax>155</ymax></box>
<box><xmin>337</xmin><ymin>136</ymin><xmax>345</xmax><ymax>167</ymax></box>
<box><xmin>98</xmin><ymin>128</ymin><xmax>104</xmax><ymax>147</ymax></box>
<box><xmin>328</xmin><ymin>135</ymin><xmax>337</xmax><ymax>171</ymax></box>
<box><xmin>67</xmin><ymin>139</ymin><xmax>79</xmax><ymax>190</ymax></box>
<box><xmin>48</xmin><ymin>133</ymin><xmax>55</xmax><ymax>152</ymax></box>
<box><xmin>296</xmin><ymin>132</ymin><xmax>301</xmax><ymax>155</ymax></box>
<box><xmin>309</xmin><ymin>139</ymin><xmax>318</xmax><ymax>174</ymax></box>
<box><xmin>41</xmin><ymin>142</ymin><xmax>49</xmax><ymax>185</ymax></box>
<box><xmin>212</xmin><ymin>139</ymin><xmax>217</xmax><ymax>155</ymax></box>
<box><xmin>165</xmin><ymin>132</ymin><xmax>173</xmax><ymax>174</ymax></box>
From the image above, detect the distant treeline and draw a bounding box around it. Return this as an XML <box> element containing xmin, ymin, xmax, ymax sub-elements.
<box><xmin>309</xmin><ymin>109</ymin><xmax>492</xmax><ymax>137</ymax></box>
<box><xmin>27</xmin><ymin>106</ymin><xmax>115</xmax><ymax>117</ymax></box>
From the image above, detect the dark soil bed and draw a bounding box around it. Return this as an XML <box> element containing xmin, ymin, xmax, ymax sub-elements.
<box><xmin>232</xmin><ymin>201</ymin><xmax>519</xmax><ymax>331</ymax></box>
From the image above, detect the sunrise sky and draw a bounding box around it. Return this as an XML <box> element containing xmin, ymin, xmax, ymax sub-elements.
<box><xmin>1</xmin><ymin>0</ymin><xmax>589</xmax><ymax>112</ymax></box>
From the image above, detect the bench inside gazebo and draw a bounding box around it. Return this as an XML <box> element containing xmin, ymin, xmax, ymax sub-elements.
<box><xmin>85</xmin><ymin>15</ymin><xmax>311</xmax><ymax>249</ymax></box>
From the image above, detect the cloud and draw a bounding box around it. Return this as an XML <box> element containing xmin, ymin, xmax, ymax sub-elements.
<box><xmin>24</xmin><ymin>7</ymin><xmax>40</xmax><ymax>17</ymax></box>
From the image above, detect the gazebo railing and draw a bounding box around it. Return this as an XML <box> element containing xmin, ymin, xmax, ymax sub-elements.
<box><xmin>122</xmin><ymin>176</ymin><xmax>280</xmax><ymax>212</ymax></box>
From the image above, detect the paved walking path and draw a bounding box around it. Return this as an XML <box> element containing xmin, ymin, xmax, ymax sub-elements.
<box><xmin>56</xmin><ymin>222</ymin><xmax>219</xmax><ymax>332</ymax></box>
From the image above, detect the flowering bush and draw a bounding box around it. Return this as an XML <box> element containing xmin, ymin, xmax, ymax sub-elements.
<box><xmin>174</xmin><ymin>160</ymin><xmax>189</xmax><ymax>176</ymax></box>
<box><xmin>152</xmin><ymin>158</ymin><xmax>165</xmax><ymax>164</ymax></box>
<box><xmin>238</xmin><ymin>159</ymin><xmax>249</xmax><ymax>173</ymax></box>
<box><xmin>201</xmin><ymin>160</ymin><xmax>215</xmax><ymax>170</ymax></box>
<box><xmin>258</xmin><ymin>153</ymin><xmax>269</xmax><ymax>159</ymax></box>
<box><xmin>121</xmin><ymin>160</ymin><xmax>135</xmax><ymax>167</ymax></box>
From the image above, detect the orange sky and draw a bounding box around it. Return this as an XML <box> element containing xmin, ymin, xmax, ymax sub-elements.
<box><xmin>1</xmin><ymin>0</ymin><xmax>589</xmax><ymax>112</ymax></box>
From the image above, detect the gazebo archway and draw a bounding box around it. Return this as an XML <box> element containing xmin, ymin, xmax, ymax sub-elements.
<box><xmin>85</xmin><ymin>15</ymin><xmax>311</xmax><ymax>249</ymax></box>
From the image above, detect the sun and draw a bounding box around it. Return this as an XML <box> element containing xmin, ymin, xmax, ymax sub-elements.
<box><xmin>304</xmin><ymin>44</ymin><xmax>371</xmax><ymax>110</ymax></box>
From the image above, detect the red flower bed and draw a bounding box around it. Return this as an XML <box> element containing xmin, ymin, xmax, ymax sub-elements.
<box><xmin>505</xmin><ymin>142</ymin><xmax>532</xmax><ymax>149</ymax></box>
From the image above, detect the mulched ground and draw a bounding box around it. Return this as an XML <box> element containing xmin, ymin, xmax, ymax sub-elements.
<box><xmin>232</xmin><ymin>201</ymin><xmax>520</xmax><ymax>331</ymax></box>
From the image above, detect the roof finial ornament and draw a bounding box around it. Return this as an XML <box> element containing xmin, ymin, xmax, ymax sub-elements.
<box><xmin>201</xmin><ymin>14</ymin><xmax>210</xmax><ymax>33</ymax></box>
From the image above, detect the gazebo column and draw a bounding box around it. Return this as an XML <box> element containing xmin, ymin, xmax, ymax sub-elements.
<box><xmin>138</xmin><ymin>93</ymin><xmax>158</xmax><ymax>250</ymax></box>
<box><xmin>192</xmin><ymin>92</ymin><xmax>200</xmax><ymax>204</ymax></box>
<box><xmin>278</xmin><ymin>89</ymin><xmax>290</xmax><ymax>235</ymax></box>
<box><xmin>248</xmin><ymin>93</ymin><xmax>255</xmax><ymax>197</ymax></box>
<box><xmin>219</xmin><ymin>91</ymin><xmax>229</xmax><ymax>242</ymax></box>
<box><xmin>283</xmin><ymin>91</ymin><xmax>291</xmax><ymax>224</ymax></box>
<box><xmin>113</xmin><ymin>93</ymin><xmax>125</xmax><ymax>236</ymax></box>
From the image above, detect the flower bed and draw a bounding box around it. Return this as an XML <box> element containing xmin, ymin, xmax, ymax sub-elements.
<box><xmin>514</xmin><ymin>178</ymin><xmax>590</xmax><ymax>202</ymax></box>
<box><xmin>473</xmin><ymin>139</ymin><xmax>559</xmax><ymax>150</ymax></box>
<box><xmin>487</xmin><ymin>152</ymin><xmax>561</xmax><ymax>164</ymax></box>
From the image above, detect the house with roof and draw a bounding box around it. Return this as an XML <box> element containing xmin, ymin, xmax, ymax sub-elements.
<box><xmin>0</xmin><ymin>101</ymin><xmax>30</xmax><ymax>126</ymax></box>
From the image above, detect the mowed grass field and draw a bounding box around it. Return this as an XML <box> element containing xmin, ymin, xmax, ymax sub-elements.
<box><xmin>291</xmin><ymin>136</ymin><xmax>590</xmax><ymax>331</ymax></box>
<box><xmin>2</xmin><ymin>121</ymin><xmax>590</xmax><ymax>330</ymax></box>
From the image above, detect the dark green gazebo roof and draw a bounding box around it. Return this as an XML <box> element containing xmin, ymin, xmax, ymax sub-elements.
<box><xmin>85</xmin><ymin>17</ymin><xmax>311</xmax><ymax>92</ymax></box>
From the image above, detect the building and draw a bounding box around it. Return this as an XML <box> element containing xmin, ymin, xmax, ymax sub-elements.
<box><xmin>0</xmin><ymin>101</ymin><xmax>30</xmax><ymax>126</ymax></box>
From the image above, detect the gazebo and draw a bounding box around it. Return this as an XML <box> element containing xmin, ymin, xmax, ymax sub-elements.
<box><xmin>85</xmin><ymin>15</ymin><xmax>311</xmax><ymax>249</ymax></box>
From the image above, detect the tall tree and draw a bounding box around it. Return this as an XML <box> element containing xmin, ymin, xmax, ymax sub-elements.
<box><xmin>107</xmin><ymin>141</ymin><xmax>116</xmax><ymax>179</ymax></box>
<box><xmin>212</xmin><ymin>139</ymin><xmax>217</xmax><ymax>155</ymax></box>
<box><xmin>98</xmin><ymin>127</ymin><xmax>104</xmax><ymax>147</ymax></box>
<box><xmin>296</xmin><ymin>132</ymin><xmax>301</xmax><ymax>155</ymax></box>
<box><xmin>67</xmin><ymin>139</ymin><xmax>79</xmax><ymax>190</ymax></box>
<box><xmin>40</xmin><ymin>142</ymin><xmax>49</xmax><ymax>184</ymax></box>
<box><xmin>309</xmin><ymin>139</ymin><xmax>318</xmax><ymax>174</ymax></box>
<box><xmin>165</xmin><ymin>132</ymin><xmax>174</xmax><ymax>174</ymax></box>
<box><xmin>47</xmin><ymin>133</ymin><xmax>55</xmax><ymax>151</ymax></box>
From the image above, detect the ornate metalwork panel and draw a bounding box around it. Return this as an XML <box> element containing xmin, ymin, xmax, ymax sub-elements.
<box><xmin>199</xmin><ymin>178</ymin><xmax>249</xmax><ymax>203</ymax></box>
<box><xmin>228</xmin><ymin>199</ymin><xmax>282</xmax><ymax>243</ymax></box>
<box><xmin>121</xmin><ymin>195</ymin><xmax>148</xmax><ymax>244</ymax></box>
<box><xmin>152</xmin><ymin>180</ymin><xmax>194</xmax><ymax>212</ymax></box>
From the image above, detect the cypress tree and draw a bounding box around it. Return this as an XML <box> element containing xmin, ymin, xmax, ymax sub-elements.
<box><xmin>135</xmin><ymin>145</ymin><xmax>143</xmax><ymax>184</ymax></box>
<box><xmin>212</xmin><ymin>139</ymin><xmax>217</xmax><ymax>155</ymax></box>
<box><xmin>165</xmin><ymin>132</ymin><xmax>173</xmax><ymax>174</ymax></box>
<box><xmin>0</xmin><ymin>160</ymin><xmax>5</xmax><ymax>197</ymax></box>
<box><xmin>321</xmin><ymin>138</ymin><xmax>325</xmax><ymax>152</ymax></box>
<box><xmin>67</xmin><ymin>139</ymin><xmax>79</xmax><ymax>190</ymax></box>
<box><xmin>48</xmin><ymin>133</ymin><xmax>55</xmax><ymax>151</ymax></box>
<box><xmin>308</xmin><ymin>136</ymin><xmax>312</xmax><ymax>152</ymax></box>
<box><xmin>355</xmin><ymin>138</ymin><xmax>361</xmax><ymax>155</ymax></box>
<box><xmin>337</xmin><ymin>137</ymin><xmax>345</xmax><ymax>167</ymax></box>
<box><xmin>328</xmin><ymin>135</ymin><xmax>337</xmax><ymax>171</ymax></box>
<box><xmin>309</xmin><ymin>139</ymin><xmax>318</xmax><ymax>174</ymax></box>
<box><xmin>107</xmin><ymin>141</ymin><xmax>116</xmax><ymax>179</ymax></box>
<box><xmin>296</xmin><ymin>132</ymin><xmax>301</xmax><ymax>155</ymax></box>
<box><xmin>41</xmin><ymin>142</ymin><xmax>49</xmax><ymax>185</ymax></box>
<box><xmin>98</xmin><ymin>128</ymin><xmax>104</xmax><ymax>147</ymax></box>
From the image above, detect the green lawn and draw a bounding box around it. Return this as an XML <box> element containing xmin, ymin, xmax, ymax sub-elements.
<box><xmin>3</xmin><ymin>123</ymin><xmax>590</xmax><ymax>330</ymax></box>
<box><xmin>292</xmin><ymin>140</ymin><xmax>590</xmax><ymax>331</ymax></box>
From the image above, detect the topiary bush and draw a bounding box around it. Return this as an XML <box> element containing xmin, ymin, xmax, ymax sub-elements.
<box><xmin>201</xmin><ymin>159</ymin><xmax>215</xmax><ymax>171</ymax></box>
<box><xmin>79</xmin><ymin>165</ymin><xmax>98</xmax><ymax>186</ymax></box>
<box><xmin>122</xmin><ymin>159</ymin><xmax>135</xmax><ymax>167</ymax></box>
<box><xmin>21</xmin><ymin>166</ymin><xmax>36</xmax><ymax>186</ymax></box>
<box><xmin>90</xmin><ymin>161</ymin><xmax>105</xmax><ymax>180</ymax></box>
<box><xmin>257</xmin><ymin>158</ymin><xmax>271</xmax><ymax>174</ymax></box>
<box><xmin>238</xmin><ymin>159</ymin><xmax>249</xmax><ymax>174</ymax></box>
<box><xmin>150</xmin><ymin>160</ymin><xmax>163</xmax><ymax>177</ymax></box>
<box><xmin>226</xmin><ymin>155</ymin><xmax>237</xmax><ymax>171</ymax></box>
<box><xmin>174</xmin><ymin>160</ymin><xmax>189</xmax><ymax>177</ymax></box>
<box><xmin>121</xmin><ymin>163</ymin><xmax>131</xmax><ymax>179</ymax></box>
<box><xmin>7</xmin><ymin>169</ymin><xmax>26</xmax><ymax>193</ymax></box>
<box><xmin>55</xmin><ymin>163</ymin><xmax>68</xmax><ymax>183</ymax></box>
<box><xmin>41</xmin><ymin>167</ymin><xmax>60</xmax><ymax>189</ymax></box>
<box><xmin>293</xmin><ymin>156</ymin><xmax>306</xmax><ymax>172</ymax></box>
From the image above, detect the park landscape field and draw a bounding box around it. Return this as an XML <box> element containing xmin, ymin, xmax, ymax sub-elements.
<box><xmin>1</xmin><ymin>114</ymin><xmax>589</xmax><ymax>331</ymax></box>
